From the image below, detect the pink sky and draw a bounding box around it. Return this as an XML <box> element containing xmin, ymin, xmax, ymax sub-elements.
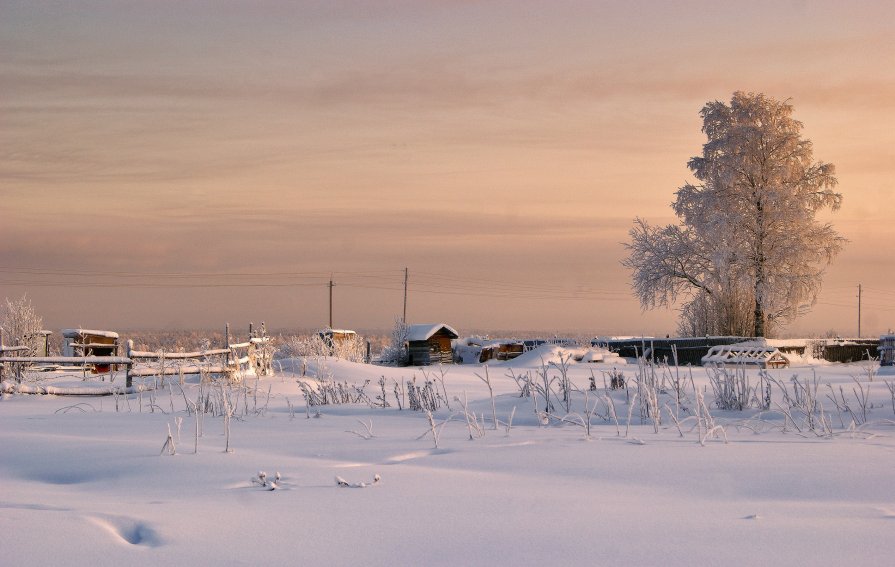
<box><xmin>2</xmin><ymin>1</ymin><xmax>894</xmax><ymax>336</ymax></box>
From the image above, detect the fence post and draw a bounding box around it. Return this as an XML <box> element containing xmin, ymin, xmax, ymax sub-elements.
<box><xmin>126</xmin><ymin>339</ymin><xmax>134</xmax><ymax>389</ymax></box>
<box><xmin>225</xmin><ymin>323</ymin><xmax>230</xmax><ymax>369</ymax></box>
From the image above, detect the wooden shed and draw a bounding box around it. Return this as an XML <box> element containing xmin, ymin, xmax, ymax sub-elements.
<box><xmin>318</xmin><ymin>329</ymin><xmax>357</xmax><ymax>350</ymax></box>
<box><xmin>406</xmin><ymin>323</ymin><xmax>459</xmax><ymax>366</ymax></box>
<box><xmin>497</xmin><ymin>341</ymin><xmax>524</xmax><ymax>361</ymax></box>
<box><xmin>62</xmin><ymin>329</ymin><xmax>120</xmax><ymax>373</ymax></box>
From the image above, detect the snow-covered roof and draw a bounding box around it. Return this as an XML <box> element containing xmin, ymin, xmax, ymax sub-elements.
<box><xmin>61</xmin><ymin>329</ymin><xmax>119</xmax><ymax>339</ymax></box>
<box><xmin>734</xmin><ymin>338</ymin><xmax>809</xmax><ymax>348</ymax></box>
<box><xmin>460</xmin><ymin>336</ymin><xmax>521</xmax><ymax>347</ymax></box>
<box><xmin>320</xmin><ymin>329</ymin><xmax>357</xmax><ymax>336</ymax></box>
<box><xmin>406</xmin><ymin>323</ymin><xmax>459</xmax><ymax>342</ymax></box>
<box><xmin>702</xmin><ymin>345</ymin><xmax>788</xmax><ymax>367</ymax></box>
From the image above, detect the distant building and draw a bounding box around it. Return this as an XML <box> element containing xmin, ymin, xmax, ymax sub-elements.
<box><xmin>62</xmin><ymin>329</ymin><xmax>120</xmax><ymax>373</ymax></box>
<box><xmin>406</xmin><ymin>323</ymin><xmax>459</xmax><ymax>366</ymax></box>
<box><xmin>881</xmin><ymin>334</ymin><xmax>895</xmax><ymax>367</ymax></box>
<box><xmin>454</xmin><ymin>337</ymin><xmax>524</xmax><ymax>364</ymax></box>
<box><xmin>318</xmin><ymin>329</ymin><xmax>358</xmax><ymax>349</ymax></box>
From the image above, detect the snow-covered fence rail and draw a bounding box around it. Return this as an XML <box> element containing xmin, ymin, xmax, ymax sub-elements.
<box><xmin>229</xmin><ymin>336</ymin><xmax>274</xmax><ymax>376</ymax></box>
<box><xmin>125</xmin><ymin>343</ymin><xmax>232</xmax><ymax>384</ymax></box>
<box><xmin>0</xmin><ymin>346</ymin><xmax>30</xmax><ymax>378</ymax></box>
<box><xmin>0</xmin><ymin>355</ymin><xmax>132</xmax><ymax>383</ymax></box>
<box><xmin>124</xmin><ymin>324</ymin><xmax>273</xmax><ymax>387</ymax></box>
<box><xmin>0</xmin><ymin>356</ymin><xmax>132</xmax><ymax>365</ymax></box>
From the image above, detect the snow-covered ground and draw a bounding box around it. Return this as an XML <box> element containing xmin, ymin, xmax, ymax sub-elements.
<box><xmin>2</xmin><ymin>347</ymin><xmax>895</xmax><ymax>566</ymax></box>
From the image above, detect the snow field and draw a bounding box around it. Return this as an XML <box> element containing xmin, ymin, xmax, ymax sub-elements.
<box><xmin>2</xmin><ymin>350</ymin><xmax>895</xmax><ymax>566</ymax></box>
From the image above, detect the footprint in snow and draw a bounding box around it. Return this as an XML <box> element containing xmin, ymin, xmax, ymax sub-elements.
<box><xmin>86</xmin><ymin>515</ymin><xmax>163</xmax><ymax>547</ymax></box>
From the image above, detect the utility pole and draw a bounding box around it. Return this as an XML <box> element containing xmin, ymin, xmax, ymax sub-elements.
<box><xmin>403</xmin><ymin>267</ymin><xmax>408</xmax><ymax>324</ymax></box>
<box><xmin>858</xmin><ymin>283</ymin><xmax>862</xmax><ymax>338</ymax></box>
<box><xmin>328</xmin><ymin>277</ymin><xmax>335</xmax><ymax>329</ymax></box>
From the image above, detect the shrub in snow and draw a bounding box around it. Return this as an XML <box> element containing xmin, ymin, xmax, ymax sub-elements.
<box><xmin>420</xmin><ymin>366</ymin><xmax>452</xmax><ymax>411</ymax></box>
<box><xmin>474</xmin><ymin>366</ymin><xmax>498</xmax><ymax>430</ymax></box>
<box><xmin>251</xmin><ymin>470</ymin><xmax>280</xmax><ymax>490</ymax></box>
<box><xmin>549</xmin><ymin>354</ymin><xmax>574</xmax><ymax>413</ymax></box>
<box><xmin>507</xmin><ymin>369</ymin><xmax>533</xmax><ymax>398</ymax></box>
<box><xmin>608</xmin><ymin>369</ymin><xmax>626</xmax><ymax>390</ymax></box>
<box><xmin>0</xmin><ymin>295</ymin><xmax>43</xmax><ymax>353</ymax></box>
<box><xmin>419</xmin><ymin>410</ymin><xmax>449</xmax><ymax>448</ymax></box>
<box><xmin>761</xmin><ymin>373</ymin><xmax>835</xmax><ymax>437</ymax></box>
<box><xmin>298</xmin><ymin>371</ymin><xmax>372</xmax><ymax>407</ymax></box>
<box><xmin>406</xmin><ymin>376</ymin><xmax>442</xmax><ymax>412</ymax></box>
<box><xmin>160</xmin><ymin>424</ymin><xmax>176</xmax><ymax>456</ymax></box>
<box><xmin>706</xmin><ymin>366</ymin><xmax>771</xmax><ymax>411</ymax></box>
<box><xmin>345</xmin><ymin>419</ymin><xmax>374</xmax><ymax>440</ymax></box>
<box><xmin>453</xmin><ymin>392</ymin><xmax>485</xmax><ymax>440</ymax></box>
<box><xmin>336</xmin><ymin>474</ymin><xmax>381</xmax><ymax>488</ymax></box>
<box><xmin>378</xmin><ymin>319</ymin><xmax>409</xmax><ymax>366</ymax></box>
<box><xmin>883</xmin><ymin>380</ymin><xmax>895</xmax><ymax>416</ymax></box>
<box><xmin>279</xmin><ymin>333</ymin><xmax>367</xmax><ymax>364</ymax></box>
<box><xmin>375</xmin><ymin>376</ymin><xmax>391</xmax><ymax>408</ymax></box>
<box><xmin>0</xmin><ymin>295</ymin><xmax>45</xmax><ymax>382</ymax></box>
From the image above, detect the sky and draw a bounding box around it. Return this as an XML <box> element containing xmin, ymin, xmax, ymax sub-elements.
<box><xmin>2</xmin><ymin>0</ymin><xmax>894</xmax><ymax>336</ymax></box>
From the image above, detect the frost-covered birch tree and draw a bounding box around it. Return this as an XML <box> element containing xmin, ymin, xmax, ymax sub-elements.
<box><xmin>0</xmin><ymin>295</ymin><xmax>44</xmax><ymax>352</ymax></box>
<box><xmin>624</xmin><ymin>92</ymin><xmax>845</xmax><ymax>337</ymax></box>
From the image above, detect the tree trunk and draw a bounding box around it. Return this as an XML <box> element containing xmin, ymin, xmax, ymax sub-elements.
<box><xmin>753</xmin><ymin>197</ymin><xmax>767</xmax><ymax>338</ymax></box>
<box><xmin>753</xmin><ymin>297</ymin><xmax>765</xmax><ymax>337</ymax></box>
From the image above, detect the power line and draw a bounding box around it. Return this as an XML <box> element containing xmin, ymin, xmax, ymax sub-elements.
<box><xmin>6</xmin><ymin>265</ymin><xmax>894</xmax><ymax>313</ymax></box>
<box><xmin>864</xmin><ymin>287</ymin><xmax>895</xmax><ymax>297</ymax></box>
<box><xmin>0</xmin><ymin>279</ymin><xmax>327</xmax><ymax>289</ymax></box>
<box><xmin>402</xmin><ymin>267</ymin><xmax>408</xmax><ymax>324</ymax></box>
<box><xmin>0</xmin><ymin>266</ymin><xmax>401</xmax><ymax>281</ymax></box>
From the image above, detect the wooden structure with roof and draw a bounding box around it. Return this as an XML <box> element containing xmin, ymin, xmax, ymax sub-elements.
<box><xmin>406</xmin><ymin>323</ymin><xmax>458</xmax><ymax>366</ymax></box>
<box><xmin>881</xmin><ymin>334</ymin><xmax>895</xmax><ymax>367</ymax></box>
<box><xmin>701</xmin><ymin>344</ymin><xmax>790</xmax><ymax>369</ymax></box>
<box><xmin>318</xmin><ymin>329</ymin><xmax>357</xmax><ymax>349</ymax></box>
<box><xmin>62</xmin><ymin>329</ymin><xmax>120</xmax><ymax>373</ymax></box>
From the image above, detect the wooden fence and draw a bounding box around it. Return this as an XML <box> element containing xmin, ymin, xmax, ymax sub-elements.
<box><xmin>125</xmin><ymin>336</ymin><xmax>272</xmax><ymax>386</ymax></box>
<box><xmin>0</xmin><ymin>355</ymin><xmax>133</xmax><ymax>385</ymax></box>
<box><xmin>600</xmin><ymin>337</ymin><xmax>880</xmax><ymax>366</ymax></box>
<box><xmin>0</xmin><ymin>323</ymin><xmax>273</xmax><ymax>389</ymax></box>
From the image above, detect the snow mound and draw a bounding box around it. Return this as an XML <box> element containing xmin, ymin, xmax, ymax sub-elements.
<box><xmin>489</xmin><ymin>344</ymin><xmax>574</xmax><ymax>367</ymax></box>
<box><xmin>579</xmin><ymin>348</ymin><xmax>627</xmax><ymax>365</ymax></box>
<box><xmin>1</xmin><ymin>380</ymin><xmax>151</xmax><ymax>396</ymax></box>
<box><xmin>489</xmin><ymin>344</ymin><xmax>627</xmax><ymax>368</ymax></box>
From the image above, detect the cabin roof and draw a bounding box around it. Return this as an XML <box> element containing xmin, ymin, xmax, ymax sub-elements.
<box><xmin>320</xmin><ymin>329</ymin><xmax>357</xmax><ymax>336</ymax></box>
<box><xmin>61</xmin><ymin>329</ymin><xmax>120</xmax><ymax>339</ymax></box>
<box><xmin>406</xmin><ymin>323</ymin><xmax>459</xmax><ymax>342</ymax></box>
